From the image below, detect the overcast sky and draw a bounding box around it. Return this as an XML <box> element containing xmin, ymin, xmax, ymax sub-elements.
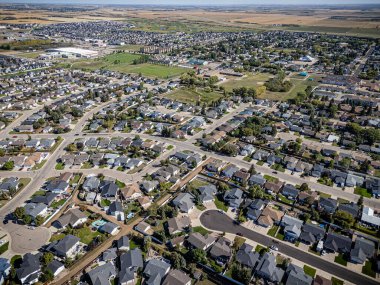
<box><xmin>1</xmin><ymin>0</ymin><xmax>379</xmax><ymax>5</ymax></box>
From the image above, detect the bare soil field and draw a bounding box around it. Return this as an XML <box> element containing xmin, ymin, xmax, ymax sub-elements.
<box><xmin>0</xmin><ymin>7</ymin><xmax>379</xmax><ymax>37</ymax></box>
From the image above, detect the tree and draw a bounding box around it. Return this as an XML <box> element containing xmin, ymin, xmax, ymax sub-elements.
<box><xmin>188</xmin><ymin>248</ymin><xmax>207</xmax><ymax>264</ymax></box>
<box><xmin>249</xmin><ymin>185</ymin><xmax>264</xmax><ymax>199</ymax></box>
<box><xmin>333</xmin><ymin>210</ymin><xmax>355</xmax><ymax>229</ymax></box>
<box><xmin>41</xmin><ymin>252</ymin><xmax>54</xmax><ymax>266</ymax></box>
<box><xmin>40</xmin><ymin>269</ymin><xmax>54</xmax><ymax>283</ymax></box>
<box><xmin>299</xmin><ymin>183</ymin><xmax>310</xmax><ymax>192</ymax></box>
<box><xmin>14</xmin><ymin>207</ymin><xmax>25</xmax><ymax>220</ymax></box>
<box><xmin>217</xmin><ymin>182</ymin><xmax>229</xmax><ymax>193</ymax></box>
<box><xmin>170</xmin><ymin>252</ymin><xmax>186</xmax><ymax>269</ymax></box>
<box><xmin>35</xmin><ymin>215</ymin><xmax>45</xmax><ymax>226</ymax></box>
<box><xmin>231</xmin><ymin>263</ymin><xmax>252</xmax><ymax>285</ymax></box>
<box><xmin>22</xmin><ymin>215</ymin><xmax>32</xmax><ymax>225</ymax></box>
<box><xmin>2</xmin><ymin>161</ymin><xmax>14</xmax><ymax>170</ymax></box>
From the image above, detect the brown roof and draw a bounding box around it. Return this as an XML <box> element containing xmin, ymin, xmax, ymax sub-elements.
<box><xmin>264</xmin><ymin>181</ymin><xmax>283</xmax><ymax>193</ymax></box>
<box><xmin>261</xmin><ymin>206</ymin><xmax>284</xmax><ymax>222</ymax></box>
<box><xmin>257</xmin><ymin>215</ymin><xmax>273</xmax><ymax>227</ymax></box>
<box><xmin>313</xmin><ymin>275</ymin><xmax>332</xmax><ymax>285</ymax></box>
<box><xmin>120</xmin><ymin>183</ymin><xmax>142</xmax><ymax>200</ymax></box>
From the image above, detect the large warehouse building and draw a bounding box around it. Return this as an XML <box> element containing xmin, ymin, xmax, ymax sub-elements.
<box><xmin>43</xmin><ymin>47</ymin><xmax>98</xmax><ymax>58</ymax></box>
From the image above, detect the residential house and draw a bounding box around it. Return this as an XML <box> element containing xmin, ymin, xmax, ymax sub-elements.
<box><xmin>143</xmin><ymin>259</ymin><xmax>171</xmax><ymax>285</ymax></box>
<box><xmin>172</xmin><ymin>193</ymin><xmax>195</xmax><ymax>213</ymax></box>
<box><xmin>108</xmin><ymin>201</ymin><xmax>125</xmax><ymax>221</ymax></box>
<box><xmin>87</xmin><ymin>262</ymin><xmax>116</xmax><ymax>285</ymax></box>
<box><xmin>162</xmin><ymin>270</ymin><xmax>192</xmax><ymax>285</ymax></box>
<box><xmin>198</xmin><ymin>185</ymin><xmax>217</xmax><ymax>204</ymax></box>
<box><xmin>255</xmin><ymin>253</ymin><xmax>285</xmax><ymax>283</ymax></box>
<box><xmin>186</xmin><ymin>232</ymin><xmax>216</xmax><ymax>250</ymax></box>
<box><xmin>209</xmin><ymin>237</ymin><xmax>232</xmax><ymax>265</ymax></box>
<box><xmin>223</xmin><ymin>188</ymin><xmax>243</xmax><ymax>209</ymax></box>
<box><xmin>319</xmin><ymin>197</ymin><xmax>338</xmax><ymax>214</ymax></box>
<box><xmin>167</xmin><ymin>216</ymin><xmax>191</xmax><ymax>235</ymax></box>
<box><xmin>324</xmin><ymin>233</ymin><xmax>352</xmax><ymax>253</ymax></box>
<box><xmin>361</xmin><ymin>206</ymin><xmax>380</xmax><ymax>228</ymax></box>
<box><xmin>47</xmin><ymin>234</ymin><xmax>80</xmax><ymax>258</ymax></box>
<box><xmin>285</xmin><ymin>264</ymin><xmax>312</xmax><ymax>285</ymax></box>
<box><xmin>54</xmin><ymin>208</ymin><xmax>88</xmax><ymax>229</ymax></box>
<box><xmin>350</xmin><ymin>237</ymin><xmax>375</xmax><ymax>264</ymax></box>
<box><xmin>280</xmin><ymin>215</ymin><xmax>303</xmax><ymax>242</ymax></box>
<box><xmin>299</xmin><ymin>223</ymin><xmax>326</xmax><ymax>245</ymax></box>
<box><xmin>235</xmin><ymin>243</ymin><xmax>260</xmax><ymax>269</ymax></box>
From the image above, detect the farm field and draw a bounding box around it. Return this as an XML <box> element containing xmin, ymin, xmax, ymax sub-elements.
<box><xmin>165</xmin><ymin>88</ymin><xmax>223</xmax><ymax>105</ymax></box>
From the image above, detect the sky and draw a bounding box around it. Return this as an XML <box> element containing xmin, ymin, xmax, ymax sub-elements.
<box><xmin>1</xmin><ymin>0</ymin><xmax>380</xmax><ymax>5</ymax></box>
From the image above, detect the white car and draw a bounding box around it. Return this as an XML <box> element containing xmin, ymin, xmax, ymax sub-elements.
<box><xmin>270</xmin><ymin>245</ymin><xmax>279</xmax><ymax>251</ymax></box>
<box><xmin>321</xmin><ymin>250</ymin><xmax>327</xmax><ymax>256</ymax></box>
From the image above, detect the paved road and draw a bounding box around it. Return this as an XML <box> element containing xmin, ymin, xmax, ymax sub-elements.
<box><xmin>200</xmin><ymin>210</ymin><xmax>378</xmax><ymax>285</ymax></box>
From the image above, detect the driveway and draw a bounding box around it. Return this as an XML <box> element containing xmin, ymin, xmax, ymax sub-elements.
<box><xmin>200</xmin><ymin>210</ymin><xmax>378</xmax><ymax>285</ymax></box>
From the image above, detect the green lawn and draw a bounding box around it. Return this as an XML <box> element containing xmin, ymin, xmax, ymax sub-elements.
<box><xmin>221</xmin><ymin>73</ymin><xmax>271</xmax><ymax>92</ymax></box>
<box><xmin>267</xmin><ymin>225</ymin><xmax>279</xmax><ymax>237</ymax></box>
<box><xmin>55</xmin><ymin>163</ymin><xmax>64</xmax><ymax>170</ymax></box>
<box><xmin>50</xmin><ymin>233</ymin><xmax>66</xmax><ymax>242</ymax></box>
<box><xmin>32</xmin><ymin>160</ymin><xmax>47</xmax><ymax>170</ymax></box>
<box><xmin>334</xmin><ymin>254</ymin><xmax>347</xmax><ymax>266</ymax></box>
<box><xmin>362</xmin><ymin>260</ymin><xmax>376</xmax><ymax>277</ymax></box>
<box><xmin>100</xmin><ymin>199</ymin><xmax>111</xmax><ymax>207</ymax></box>
<box><xmin>214</xmin><ymin>196</ymin><xmax>228</xmax><ymax>212</ymax></box>
<box><xmin>318</xmin><ymin>192</ymin><xmax>332</xmax><ymax>199</ymax></box>
<box><xmin>277</xmin><ymin>194</ymin><xmax>294</xmax><ymax>205</ymax></box>
<box><xmin>354</xmin><ymin>187</ymin><xmax>372</xmax><ymax>198</ymax></box>
<box><xmin>115</xmin><ymin>180</ymin><xmax>126</xmax><ymax>188</ymax></box>
<box><xmin>192</xmin><ymin>226</ymin><xmax>211</xmax><ymax>235</ymax></box>
<box><xmin>270</xmin><ymin>163</ymin><xmax>285</xmax><ymax>172</ymax></box>
<box><xmin>81</xmin><ymin>162</ymin><xmax>93</xmax><ymax>169</ymax></box>
<box><xmin>255</xmin><ymin>244</ymin><xmax>267</xmax><ymax>254</ymax></box>
<box><xmin>165</xmin><ymin>88</ymin><xmax>224</xmax><ymax>105</ymax></box>
<box><xmin>51</xmin><ymin>199</ymin><xmax>66</xmax><ymax>209</ymax></box>
<box><xmin>189</xmin><ymin>179</ymin><xmax>209</xmax><ymax>189</ymax></box>
<box><xmin>74</xmin><ymin>227</ymin><xmax>105</xmax><ymax>245</ymax></box>
<box><xmin>303</xmin><ymin>265</ymin><xmax>317</xmax><ymax>278</ymax></box>
<box><xmin>117</xmin><ymin>63</ymin><xmax>187</xmax><ymax>78</ymax></box>
<box><xmin>331</xmin><ymin>277</ymin><xmax>344</xmax><ymax>285</ymax></box>
<box><xmin>0</xmin><ymin>242</ymin><xmax>9</xmax><ymax>255</ymax></box>
<box><xmin>263</xmin><ymin>175</ymin><xmax>278</xmax><ymax>183</ymax></box>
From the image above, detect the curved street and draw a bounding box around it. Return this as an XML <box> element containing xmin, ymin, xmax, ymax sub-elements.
<box><xmin>200</xmin><ymin>210</ymin><xmax>379</xmax><ymax>285</ymax></box>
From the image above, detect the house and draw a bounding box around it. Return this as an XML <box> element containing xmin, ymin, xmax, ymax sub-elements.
<box><xmin>235</xmin><ymin>243</ymin><xmax>260</xmax><ymax>269</ymax></box>
<box><xmin>48</xmin><ymin>234</ymin><xmax>80</xmax><ymax>258</ymax></box>
<box><xmin>361</xmin><ymin>206</ymin><xmax>380</xmax><ymax>228</ymax></box>
<box><xmin>299</xmin><ymin>223</ymin><xmax>326</xmax><ymax>245</ymax></box>
<box><xmin>221</xmin><ymin>164</ymin><xmax>239</xmax><ymax>178</ymax></box>
<box><xmin>311</xmin><ymin>164</ymin><xmax>324</xmax><ymax>177</ymax></box>
<box><xmin>16</xmin><ymin>253</ymin><xmax>41</xmax><ymax>284</ymax></box>
<box><xmin>257</xmin><ymin>206</ymin><xmax>284</xmax><ymax>228</ymax></box>
<box><xmin>143</xmin><ymin>259</ymin><xmax>171</xmax><ymax>285</ymax></box>
<box><xmin>117</xmin><ymin>236</ymin><xmax>130</xmax><ymax>252</ymax></box>
<box><xmin>47</xmin><ymin>260</ymin><xmax>64</xmax><ymax>277</ymax></box>
<box><xmin>319</xmin><ymin>197</ymin><xmax>338</xmax><ymax>214</ymax></box>
<box><xmin>102</xmin><ymin>248</ymin><xmax>118</xmax><ymax>262</ymax></box>
<box><xmin>120</xmin><ymin>183</ymin><xmax>142</xmax><ymax>201</ymax></box>
<box><xmin>350</xmin><ymin>237</ymin><xmax>375</xmax><ymax>264</ymax></box>
<box><xmin>24</xmin><ymin>203</ymin><xmax>47</xmax><ymax>220</ymax></box>
<box><xmin>338</xmin><ymin>202</ymin><xmax>359</xmax><ymax>217</ymax></box>
<box><xmin>223</xmin><ymin>188</ymin><xmax>243</xmax><ymax>209</ymax></box>
<box><xmin>324</xmin><ymin>233</ymin><xmax>352</xmax><ymax>253</ymax></box>
<box><xmin>249</xmin><ymin>174</ymin><xmax>266</xmax><ymax>187</ymax></box>
<box><xmin>135</xmin><ymin>221</ymin><xmax>153</xmax><ymax>235</ymax></box>
<box><xmin>255</xmin><ymin>253</ymin><xmax>285</xmax><ymax>283</ymax></box>
<box><xmin>140</xmin><ymin>180</ymin><xmax>159</xmax><ymax>193</ymax></box>
<box><xmin>87</xmin><ymin>262</ymin><xmax>116</xmax><ymax>285</ymax></box>
<box><xmin>100</xmin><ymin>222</ymin><xmax>120</xmax><ymax>235</ymax></box>
<box><xmin>209</xmin><ymin>237</ymin><xmax>232</xmax><ymax>265</ymax></box>
<box><xmin>281</xmin><ymin>184</ymin><xmax>299</xmax><ymax>200</ymax></box>
<box><xmin>120</xmin><ymin>248</ymin><xmax>143</xmax><ymax>272</ymax></box>
<box><xmin>82</xmin><ymin>176</ymin><xmax>100</xmax><ymax>192</ymax></box>
<box><xmin>172</xmin><ymin>193</ymin><xmax>195</xmax><ymax>213</ymax></box>
<box><xmin>198</xmin><ymin>185</ymin><xmax>217</xmax><ymax>204</ymax></box>
<box><xmin>281</xmin><ymin>215</ymin><xmax>303</xmax><ymax>242</ymax></box>
<box><xmin>54</xmin><ymin>208</ymin><xmax>88</xmax><ymax>229</ymax></box>
<box><xmin>167</xmin><ymin>216</ymin><xmax>191</xmax><ymax>235</ymax></box>
<box><xmin>100</xmin><ymin>182</ymin><xmax>119</xmax><ymax>200</ymax></box>
<box><xmin>108</xmin><ymin>201</ymin><xmax>125</xmax><ymax>221</ymax></box>
<box><xmin>206</xmin><ymin>160</ymin><xmax>225</xmax><ymax>172</ymax></box>
<box><xmin>137</xmin><ymin>196</ymin><xmax>152</xmax><ymax>210</ymax></box>
<box><xmin>30</xmin><ymin>192</ymin><xmax>58</xmax><ymax>206</ymax></box>
<box><xmin>162</xmin><ymin>269</ymin><xmax>192</xmax><ymax>285</ymax></box>
<box><xmin>285</xmin><ymin>264</ymin><xmax>312</xmax><ymax>285</ymax></box>
<box><xmin>45</xmin><ymin>180</ymin><xmax>69</xmax><ymax>194</ymax></box>
<box><xmin>314</xmin><ymin>275</ymin><xmax>332</xmax><ymax>285</ymax></box>
<box><xmin>233</xmin><ymin>170</ymin><xmax>250</xmax><ymax>184</ymax></box>
<box><xmin>186</xmin><ymin>232</ymin><xmax>216</xmax><ymax>250</ymax></box>
<box><xmin>264</xmin><ymin>181</ymin><xmax>284</xmax><ymax>195</ymax></box>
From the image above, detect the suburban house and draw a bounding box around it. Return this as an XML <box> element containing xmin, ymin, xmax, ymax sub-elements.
<box><xmin>172</xmin><ymin>193</ymin><xmax>195</xmax><ymax>213</ymax></box>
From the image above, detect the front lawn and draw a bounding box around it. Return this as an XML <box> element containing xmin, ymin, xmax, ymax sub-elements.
<box><xmin>362</xmin><ymin>260</ymin><xmax>376</xmax><ymax>277</ymax></box>
<box><xmin>331</xmin><ymin>277</ymin><xmax>344</xmax><ymax>285</ymax></box>
<box><xmin>214</xmin><ymin>196</ymin><xmax>228</xmax><ymax>212</ymax></box>
<box><xmin>303</xmin><ymin>265</ymin><xmax>316</xmax><ymax>277</ymax></box>
<box><xmin>55</xmin><ymin>163</ymin><xmax>64</xmax><ymax>170</ymax></box>
<box><xmin>100</xmin><ymin>199</ymin><xmax>111</xmax><ymax>207</ymax></box>
<box><xmin>51</xmin><ymin>199</ymin><xmax>66</xmax><ymax>209</ymax></box>
<box><xmin>263</xmin><ymin>175</ymin><xmax>278</xmax><ymax>183</ymax></box>
<box><xmin>354</xmin><ymin>187</ymin><xmax>372</xmax><ymax>198</ymax></box>
<box><xmin>267</xmin><ymin>225</ymin><xmax>279</xmax><ymax>237</ymax></box>
<box><xmin>334</xmin><ymin>253</ymin><xmax>347</xmax><ymax>266</ymax></box>
<box><xmin>192</xmin><ymin>226</ymin><xmax>211</xmax><ymax>235</ymax></box>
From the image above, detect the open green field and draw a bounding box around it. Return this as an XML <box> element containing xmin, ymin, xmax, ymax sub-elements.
<box><xmin>222</xmin><ymin>72</ymin><xmax>320</xmax><ymax>101</ymax></box>
<box><xmin>71</xmin><ymin>52</ymin><xmax>188</xmax><ymax>78</ymax></box>
<box><xmin>116</xmin><ymin>63</ymin><xmax>187</xmax><ymax>79</ymax></box>
<box><xmin>221</xmin><ymin>73</ymin><xmax>272</xmax><ymax>91</ymax></box>
<box><xmin>165</xmin><ymin>88</ymin><xmax>224</xmax><ymax>104</ymax></box>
